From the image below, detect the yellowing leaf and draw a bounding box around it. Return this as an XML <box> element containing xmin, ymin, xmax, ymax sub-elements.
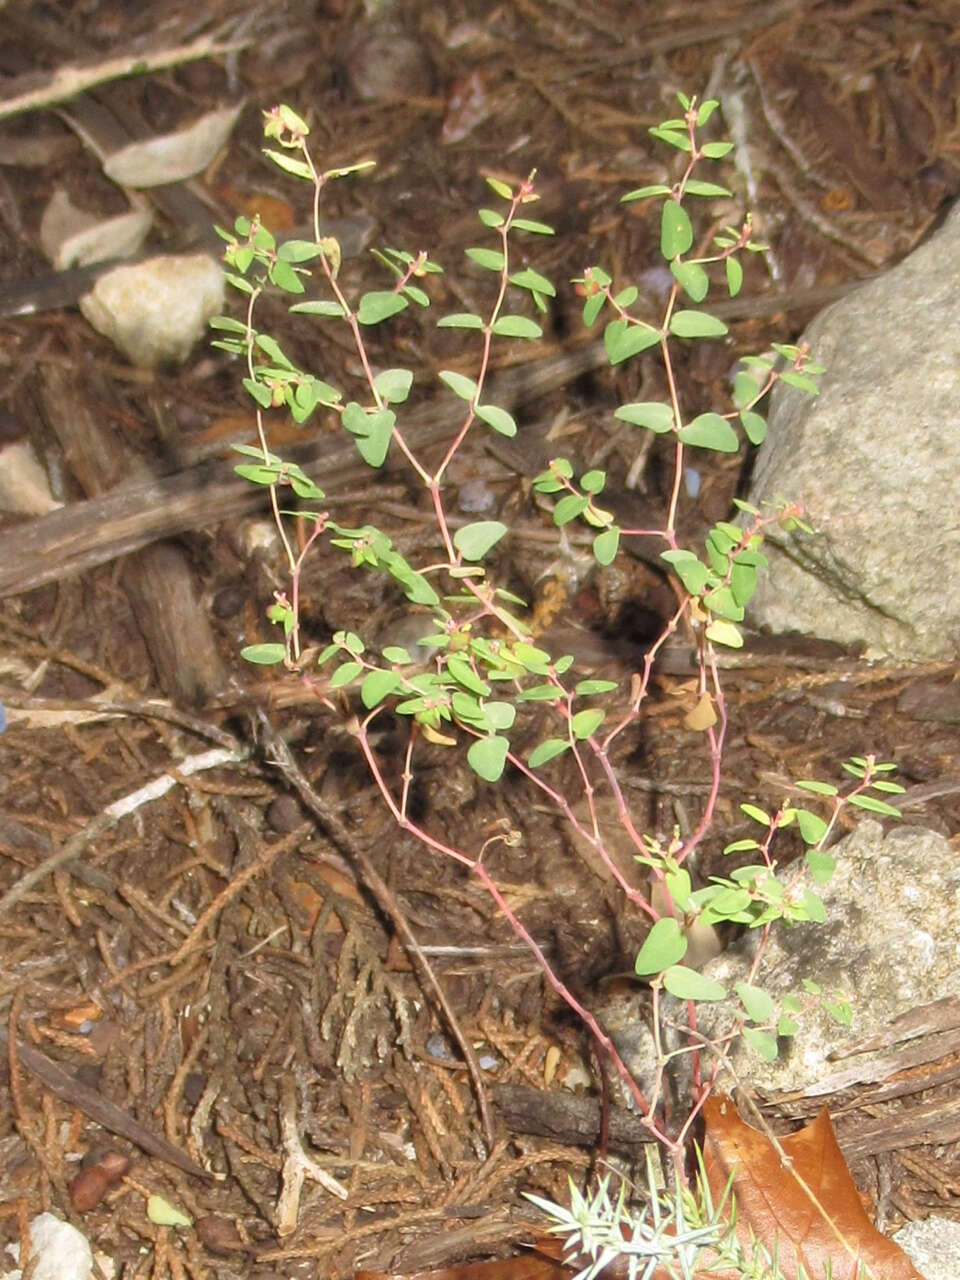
<box><xmin>684</xmin><ymin>692</ymin><xmax>717</xmax><ymax>731</ymax></box>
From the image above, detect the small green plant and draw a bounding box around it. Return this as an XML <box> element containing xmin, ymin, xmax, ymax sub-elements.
<box><xmin>212</xmin><ymin>95</ymin><xmax>903</xmax><ymax>1273</ymax></box>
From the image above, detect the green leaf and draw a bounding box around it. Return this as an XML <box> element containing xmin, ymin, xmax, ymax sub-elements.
<box><xmin>278</xmin><ymin>239</ymin><xmax>324</xmax><ymax>263</ymax></box>
<box><xmin>700</xmin><ymin>141</ymin><xmax>734</xmax><ymax>159</ymax></box>
<box><xmin>243</xmin><ymin>377</ymin><xmax>273</xmax><ymax>408</ymax></box>
<box><xmin>510</xmin><ymin>268</ymin><xmax>556</xmax><ymax>297</ymax></box>
<box><xmin>678</xmin><ymin>412</ymin><xmax>739</xmax><ymax>452</ymax></box>
<box><xmin>224</xmin><ymin>272</ymin><xmax>254</xmax><ymax>295</ymax></box>
<box><xmin>147</xmin><ymin>1195</ymin><xmax>192</xmax><ymax>1228</ymax></box>
<box><xmin>289</xmin><ymin>299</ymin><xmax>346</xmax><ymax>317</ymax></box>
<box><xmin>511</xmin><ymin>218</ymin><xmax>554</xmax><ymax>234</ymax></box>
<box><xmin>269</xmin><ymin>260</ymin><xmax>305</xmax><ymax>293</ymax></box>
<box><xmin>795</xmin><ymin>808</ymin><xmax>828</xmax><ymax>846</ymax></box>
<box><xmin>439</xmin><ymin>370</ymin><xmax>478</xmax><ymax>402</ymax></box>
<box><xmin>575</xmin><ymin>679</ymin><xmax>618</xmax><ymax>696</ymax></box>
<box><xmin>373</xmin><ymin>368</ymin><xmax>413</xmax><ymax>405</ymax></box>
<box><xmin>553</xmin><ymin>494</ymin><xmax>589</xmax><ymax>526</ymax></box>
<box><xmin>735</xmin><ymin>982</ymin><xmax>774</xmax><ymax>1024</ymax></box>
<box><xmin>704</xmin><ymin>586</ymin><xmax>744</xmax><ymax>620</ymax></box>
<box><xmin>805</xmin><ymin>849</ymin><xmax>836</xmax><ymax>884</ymax></box>
<box><xmin>447</xmin><ymin>654</ymin><xmax>490</xmax><ymax>697</ymax></box>
<box><xmin>580</xmin><ymin>470</ymin><xmax>605</xmax><ymax>494</ymax></box>
<box><xmin>796</xmin><ymin>890</ymin><xmax>827</xmax><ymax>924</ymax></box>
<box><xmin>593</xmin><ymin>526</ymin><xmax>620</xmax><ymax>565</ymax></box>
<box><xmin>361</xmin><ymin>669</ymin><xmax>401</xmax><ymax>709</ymax></box>
<box><xmin>209</xmin><ymin>315</ymin><xmax>248</xmax><ymax>333</ymax></box>
<box><xmin>583</xmin><ymin>292</ymin><xmax>606</xmax><ymax>326</ymax></box>
<box><xmin>528</xmin><ymin>738</ymin><xmax>571</xmax><ymax>768</ymax></box>
<box><xmin>614</xmin><ymin>402</ymin><xmax>675</xmax><ymax>433</ymax></box>
<box><xmin>742</xmin><ymin>1027</ymin><xmax>779</xmax><ymax>1061</ymax></box>
<box><xmin>726</xmin><ymin>256</ymin><xmax>743</xmax><ymax>297</ymax></box>
<box><xmin>780</xmin><ymin>370</ymin><xmax>820</xmax><ymax>395</ymax></box>
<box><xmin>486</xmin><ymin>176</ymin><xmax>513</xmax><ymax>199</ymax></box>
<box><xmin>670</xmin><ymin>310</ymin><xmax>728</xmax><ymax>339</ymax></box>
<box><xmin>671</xmin><ymin>259</ymin><xmax>709</xmax><ymax>303</ymax></box>
<box><xmin>665</xmin><ymin>867</ymin><xmax>691</xmax><ymax>911</ymax></box>
<box><xmin>437</xmin><ymin>312</ymin><xmax>484</xmax><ymax>329</ymax></box>
<box><xmin>491</xmin><ymin>315</ymin><xmax>542</xmax><ymax>339</ymax></box>
<box><xmin>650</xmin><ymin>126</ymin><xmax>691</xmax><ymax>153</ymax></box>
<box><xmin>475</xmin><ymin>404</ymin><xmax>517</xmax><ymax>437</ymax></box>
<box><xmin>329</xmin><ymin>661</ymin><xmax>363</xmax><ymax>689</ymax></box>
<box><xmin>848</xmin><ymin>793</ymin><xmax>902</xmax><ymax>817</ymax></box>
<box><xmin>241</xmin><ymin>643</ymin><xmax>287</xmax><ymax>665</ymax></box>
<box><xmin>778</xmin><ymin>1014</ymin><xmax>799</xmax><ymax>1037</ymax></box>
<box><xmin>660</xmin><ymin>549</ymin><xmax>709</xmax><ymax>595</ymax></box>
<box><xmin>454</xmin><ymin>520</ymin><xmax>507</xmax><ymax>561</ymax></box>
<box><xmin>634</xmin><ymin>918</ymin><xmax>687</xmax><ymax>976</ymax></box>
<box><xmin>663</xmin><ymin>966</ymin><xmax>727</xmax><ymax>1002</ymax></box>
<box><xmin>740</xmin><ymin>410</ymin><xmax>767</xmax><ymax>445</ymax></box>
<box><xmin>357</xmin><ymin>291</ymin><xmax>408</xmax><ymax>325</ymax></box>
<box><xmin>795</xmin><ymin>779</ymin><xmax>839</xmax><ymax>797</ymax></box>
<box><xmin>517</xmin><ymin>684</ymin><xmax>562</xmax><ymax>703</ymax></box>
<box><xmin>684</xmin><ymin>178</ymin><xmax>730</xmax><ymax>196</ymax></box>
<box><xmin>604</xmin><ymin>319</ymin><xmax>662</xmax><ymax>365</ymax></box>
<box><xmin>660</xmin><ymin>200</ymin><xmax>693</xmax><ymax>259</ymax></box>
<box><xmin>263</xmin><ymin>149</ymin><xmax>312</xmax><ymax>180</ymax></box>
<box><xmin>468</xmin><ymin>735</ymin><xmax>510</xmax><ymax>782</ymax></box>
<box><xmin>483</xmin><ymin>701</ymin><xmax>516</xmax><ymax>731</ymax></box>
<box><xmin>382</xmin><ymin>646</ymin><xmax>412</xmax><ymax>664</ymax></box>
<box><xmin>466</xmin><ymin>247</ymin><xmax>506</xmax><ymax>271</ymax></box>
<box><xmin>570</xmin><ymin>708</ymin><xmax>604</xmax><ymax>739</ymax></box>
<box><xmin>741</xmin><ymin>803</ymin><xmax>770</xmax><ymax>826</ymax></box>
<box><xmin>705</xmin><ymin>618</ymin><xmax>743</xmax><ymax>648</ymax></box>
<box><xmin>620</xmin><ymin>184</ymin><xmax>672</xmax><ymax>203</ymax></box>
<box><xmin>478</xmin><ymin>208</ymin><xmax>505</xmax><ymax>228</ymax></box>
<box><xmin>341</xmin><ymin>404</ymin><xmax>395</xmax><ymax>468</ymax></box>
<box><xmin>723</xmin><ymin>838</ymin><xmax>760</xmax><ymax>854</ymax></box>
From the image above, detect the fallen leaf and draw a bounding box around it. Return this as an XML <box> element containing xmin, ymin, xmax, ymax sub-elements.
<box><xmin>354</xmin><ymin>1098</ymin><xmax>922</xmax><ymax>1280</ymax></box>
<box><xmin>702</xmin><ymin>1094</ymin><xmax>924</xmax><ymax>1279</ymax></box>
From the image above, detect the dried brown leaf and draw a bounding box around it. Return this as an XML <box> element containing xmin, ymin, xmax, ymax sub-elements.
<box><xmin>703</xmin><ymin>1094</ymin><xmax>924</xmax><ymax>1279</ymax></box>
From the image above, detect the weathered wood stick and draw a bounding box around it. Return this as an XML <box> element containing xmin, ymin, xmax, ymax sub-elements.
<box><xmin>0</xmin><ymin>345</ymin><xmax>608</xmax><ymax>598</ymax></box>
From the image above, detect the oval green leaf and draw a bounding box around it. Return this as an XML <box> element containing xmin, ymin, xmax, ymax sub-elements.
<box><xmin>661</xmin><ymin>200</ymin><xmax>693</xmax><ymax>259</ymax></box>
<box><xmin>241</xmin><ymin>643</ymin><xmax>287</xmax><ymax>665</ymax></box>
<box><xmin>454</xmin><ymin>520</ymin><xmax>507</xmax><ymax>561</ymax></box>
<box><xmin>361</xmin><ymin>669</ymin><xmax>401</xmax><ymax>709</ymax></box>
<box><xmin>670</xmin><ymin>310</ymin><xmax>728</xmax><ymax>339</ymax></box>
<box><xmin>614</xmin><ymin>402</ymin><xmax>675</xmax><ymax>433</ymax></box>
<box><xmin>467</xmin><ymin>735</ymin><xmax>509</xmax><ymax>782</ymax></box>
<box><xmin>357</xmin><ymin>291</ymin><xmax>408</xmax><ymax>325</ymax></box>
<box><xmin>663</xmin><ymin>966</ymin><xmax>727</xmax><ymax>1002</ymax></box>
<box><xmin>678</xmin><ymin>413</ymin><xmax>739</xmax><ymax>452</ymax></box>
<box><xmin>634</xmin><ymin>918</ymin><xmax>687</xmax><ymax>976</ymax></box>
<box><xmin>528</xmin><ymin>738</ymin><xmax>571</xmax><ymax>768</ymax></box>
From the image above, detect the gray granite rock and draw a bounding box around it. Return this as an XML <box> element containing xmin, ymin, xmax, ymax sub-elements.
<box><xmin>612</xmin><ymin>821</ymin><xmax>960</xmax><ymax>1101</ymax></box>
<box><xmin>695</xmin><ymin>821</ymin><xmax>960</xmax><ymax>1096</ymax></box>
<box><xmin>746</xmin><ymin>202</ymin><xmax>960</xmax><ymax>661</ymax></box>
<box><xmin>894</xmin><ymin>1216</ymin><xmax>960</xmax><ymax>1280</ymax></box>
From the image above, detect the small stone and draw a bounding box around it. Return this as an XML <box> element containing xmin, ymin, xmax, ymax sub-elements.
<box><xmin>211</xmin><ymin>586</ymin><xmax>243</xmax><ymax>619</ymax></box>
<box><xmin>80</xmin><ymin>253</ymin><xmax>225</xmax><ymax>369</ymax></box>
<box><xmin>338</xmin><ymin>26</ymin><xmax>434</xmax><ymax>104</ymax></box>
<box><xmin>266</xmin><ymin>794</ymin><xmax>305</xmax><ymax>833</ymax></box>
